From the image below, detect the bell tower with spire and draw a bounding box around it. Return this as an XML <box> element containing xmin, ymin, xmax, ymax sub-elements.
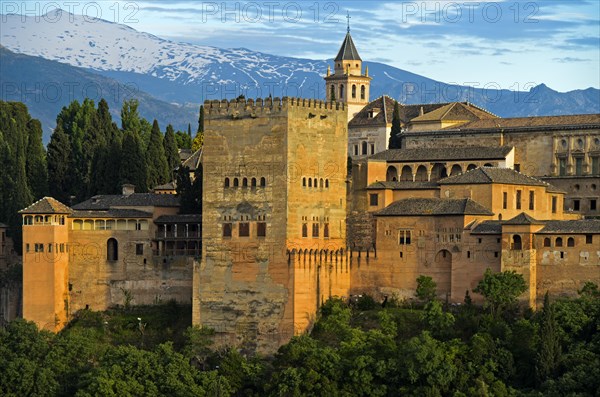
<box><xmin>324</xmin><ymin>12</ymin><xmax>372</xmax><ymax>121</ymax></box>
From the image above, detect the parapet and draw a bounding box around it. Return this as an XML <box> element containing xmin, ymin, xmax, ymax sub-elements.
<box><xmin>204</xmin><ymin>97</ymin><xmax>346</xmax><ymax>119</ymax></box>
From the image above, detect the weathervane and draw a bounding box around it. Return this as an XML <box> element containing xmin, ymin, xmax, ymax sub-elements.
<box><xmin>346</xmin><ymin>11</ymin><xmax>351</xmax><ymax>33</ymax></box>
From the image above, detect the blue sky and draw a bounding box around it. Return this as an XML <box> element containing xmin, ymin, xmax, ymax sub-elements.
<box><xmin>14</xmin><ymin>0</ymin><xmax>600</xmax><ymax>92</ymax></box>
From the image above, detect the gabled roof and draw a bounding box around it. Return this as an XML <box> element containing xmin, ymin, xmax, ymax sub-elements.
<box><xmin>370</xmin><ymin>146</ymin><xmax>513</xmax><ymax>162</ymax></box>
<box><xmin>73</xmin><ymin>193</ymin><xmax>180</xmax><ymax>210</ymax></box>
<box><xmin>410</xmin><ymin>102</ymin><xmax>498</xmax><ymax>123</ymax></box>
<box><xmin>503</xmin><ymin>212</ymin><xmax>544</xmax><ymax>225</ymax></box>
<box><xmin>19</xmin><ymin>197</ymin><xmax>73</xmax><ymax>214</ymax></box>
<box><xmin>539</xmin><ymin>220</ymin><xmax>600</xmax><ymax>234</ymax></box>
<box><xmin>181</xmin><ymin>148</ymin><xmax>202</xmax><ymax>172</ymax></box>
<box><xmin>375</xmin><ymin>198</ymin><xmax>493</xmax><ymax>216</ymax></box>
<box><xmin>438</xmin><ymin>167</ymin><xmax>550</xmax><ymax>187</ymax></box>
<box><xmin>471</xmin><ymin>221</ymin><xmax>503</xmax><ymax>234</ymax></box>
<box><xmin>335</xmin><ymin>32</ymin><xmax>362</xmax><ymax>61</ymax></box>
<box><xmin>349</xmin><ymin>96</ymin><xmax>451</xmax><ymax>127</ymax></box>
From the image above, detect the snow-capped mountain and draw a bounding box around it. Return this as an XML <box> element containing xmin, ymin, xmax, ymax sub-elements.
<box><xmin>2</xmin><ymin>9</ymin><xmax>599</xmax><ymax>120</ymax></box>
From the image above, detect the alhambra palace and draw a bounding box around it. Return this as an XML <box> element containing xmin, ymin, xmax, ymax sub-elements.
<box><xmin>8</xmin><ymin>30</ymin><xmax>600</xmax><ymax>352</ymax></box>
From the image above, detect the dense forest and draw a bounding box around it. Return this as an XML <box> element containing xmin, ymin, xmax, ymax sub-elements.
<box><xmin>0</xmin><ymin>100</ymin><xmax>204</xmax><ymax>252</ymax></box>
<box><xmin>1</xmin><ymin>273</ymin><xmax>598</xmax><ymax>396</ymax></box>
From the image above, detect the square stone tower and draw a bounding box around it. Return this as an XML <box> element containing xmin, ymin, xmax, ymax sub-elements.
<box><xmin>194</xmin><ymin>97</ymin><xmax>349</xmax><ymax>352</ymax></box>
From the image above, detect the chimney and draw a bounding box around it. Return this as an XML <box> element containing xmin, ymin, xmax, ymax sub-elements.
<box><xmin>122</xmin><ymin>184</ymin><xmax>135</xmax><ymax>196</ymax></box>
<box><xmin>419</xmin><ymin>106</ymin><xmax>424</xmax><ymax>116</ymax></box>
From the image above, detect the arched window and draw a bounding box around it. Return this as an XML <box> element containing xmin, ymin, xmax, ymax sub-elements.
<box><xmin>24</xmin><ymin>215</ymin><xmax>33</xmax><ymax>225</ymax></box>
<box><xmin>400</xmin><ymin>166</ymin><xmax>412</xmax><ymax>181</ymax></box>
<box><xmin>242</xmin><ymin>178</ymin><xmax>248</xmax><ymax>188</ymax></box>
<box><xmin>330</xmin><ymin>85</ymin><xmax>335</xmax><ymax>99</ymax></box>
<box><xmin>386</xmin><ymin>166</ymin><xmax>398</xmax><ymax>182</ymax></box>
<box><xmin>308</xmin><ymin>178</ymin><xmax>312</xmax><ymax>187</ymax></box>
<box><xmin>450</xmin><ymin>164</ymin><xmax>462</xmax><ymax>176</ymax></box>
<box><xmin>467</xmin><ymin>164</ymin><xmax>477</xmax><ymax>171</ymax></box>
<box><xmin>339</xmin><ymin>84</ymin><xmax>344</xmax><ymax>99</ymax></box>
<box><xmin>361</xmin><ymin>85</ymin><xmax>365</xmax><ymax>100</ymax></box>
<box><xmin>555</xmin><ymin>237</ymin><xmax>563</xmax><ymax>247</ymax></box>
<box><xmin>512</xmin><ymin>235</ymin><xmax>522</xmax><ymax>250</ymax></box>
<box><xmin>233</xmin><ymin>178</ymin><xmax>239</xmax><ymax>187</ymax></box>
<box><xmin>302</xmin><ymin>224</ymin><xmax>308</xmax><ymax>238</ymax></box>
<box><xmin>107</xmin><ymin>238</ymin><xmax>118</xmax><ymax>261</ymax></box>
<box><xmin>362</xmin><ymin>141</ymin><xmax>368</xmax><ymax>155</ymax></box>
<box><xmin>543</xmin><ymin>238</ymin><xmax>551</xmax><ymax>247</ymax></box>
<box><xmin>251</xmin><ymin>178</ymin><xmax>257</xmax><ymax>187</ymax></box>
<box><xmin>302</xmin><ymin>177</ymin><xmax>306</xmax><ymax>187</ymax></box>
<box><xmin>567</xmin><ymin>237</ymin><xmax>575</xmax><ymax>247</ymax></box>
<box><xmin>260</xmin><ymin>177</ymin><xmax>266</xmax><ymax>187</ymax></box>
<box><xmin>325</xmin><ymin>179</ymin><xmax>329</xmax><ymax>188</ymax></box>
<box><xmin>352</xmin><ymin>84</ymin><xmax>356</xmax><ymax>98</ymax></box>
<box><xmin>313</xmin><ymin>178</ymin><xmax>318</xmax><ymax>188</ymax></box>
<box><xmin>484</xmin><ymin>163</ymin><xmax>493</xmax><ymax>167</ymax></box>
<box><xmin>415</xmin><ymin>165</ymin><xmax>428</xmax><ymax>181</ymax></box>
<box><xmin>224</xmin><ymin>178</ymin><xmax>230</xmax><ymax>188</ymax></box>
<box><xmin>320</xmin><ymin>178</ymin><xmax>324</xmax><ymax>188</ymax></box>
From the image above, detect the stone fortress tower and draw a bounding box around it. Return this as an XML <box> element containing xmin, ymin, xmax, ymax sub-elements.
<box><xmin>324</xmin><ymin>15</ymin><xmax>372</xmax><ymax>122</ymax></box>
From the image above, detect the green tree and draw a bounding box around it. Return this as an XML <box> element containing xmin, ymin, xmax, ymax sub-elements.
<box><xmin>145</xmin><ymin>119</ymin><xmax>170</xmax><ymax>190</ymax></box>
<box><xmin>474</xmin><ymin>269</ymin><xmax>527</xmax><ymax>317</ymax></box>
<box><xmin>175</xmin><ymin>131</ymin><xmax>192</xmax><ymax>149</ymax></box>
<box><xmin>120</xmin><ymin>99</ymin><xmax>142</xmax><ymax>134</ymax></box>
<box><xmin>177</xmin><ymin>165</ymin><xmax>202</xmax><ymax>214</ymax></box>
<box><xmin>388</xmin><ymin>100</ymin><xmax>402</xmax><ymax>149</ymax></box>
<box><xmin>415</xmin><ymin>275</ymin><xmax>437</xmax><ymax>303</ymax></box>
<box><xmin>46</xmin><ymin>124</ymin><xmax>72</xmax><ymax>204</ymax></box>
<box><xmin>164</xmin><ymin>124</ymin><xmax>180</xmax><ymax>176</ymax></box>
<box><xmin>120</xmin><ymin>130</ymin><xmax>147</xmax><ymax>192</ymax></box>
<box><xmin>25</xmin><ymin>119</ymin><xmax>48</xmax><ymax>200</ymax></box>
<box><xmin>197</xmin><ymin>105</ymin><xmax>204</xmax><ymax>134</ymax></box>
<box><xmin>536</xmin><ymin>292</ymin><xmax>561</xmax><ymax>385</ymax></box>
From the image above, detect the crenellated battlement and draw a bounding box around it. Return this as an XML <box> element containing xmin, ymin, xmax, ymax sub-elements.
<box><xmin>204</xmin><ymin>97</ymin><xmax>346</xmax><ymax>119</ymax></box>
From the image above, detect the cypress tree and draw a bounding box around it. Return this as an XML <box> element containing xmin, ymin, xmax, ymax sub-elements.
<box><xmin>176</xmin><ymin>165</ymin><xmax>201</xmax><ymax>214</ymax></box>
<box><xmin>121</xmin><ymin>99</ymin><xmax>142</xmax><ymax>134</ymax></box>
<box><xmin>120</xmin><ymin>130</ymin><xmax>147</xmax><ymax>192</ymax></box>
<box><xmin>197</xmin><ymin>105</ymin><xmax>204</xmax><ymax>134</ymax></box>
<box><xmin>536</xmin><ymin>292</ymin><xmax>561</xmax><ymax>385</ymax></box>
<box><xmin>145</xmin><ymin>119</ymin><xmax>169</xmax><ymax>190</ymax></box>
<box><xmin>388</xmin><ymin>100</ymin><xmax>402</xmax><ymax>149</ymax></box>
<box><xmin>25</xmin><ymin>118</ymin><xmax>48</xmax><ymax>200</ymax></box>
<box><xmin>188</xmin><ymin>123</ymin><xmax>192</xmax><ymax>137</ymax></box>
<box><xmin>164</xmin><ymin>124</ymin><xmax>180</xmax><ymax>176</ymax></box>
<box><xmin>47</xmin><ymin>124</ymin><xmax>72</xmax><ymax>204</ymax></box>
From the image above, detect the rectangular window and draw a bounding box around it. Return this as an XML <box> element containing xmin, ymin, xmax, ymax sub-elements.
<box><xmin>26</xmin><ymin>243</ymin><xmax>30</xmax><ymax>253</ymax></box>
<box><xmin>575</xmin><ymin>157</ymin><xmax>583</xmax><ymax>176</ymax></box>
<box><xmin>591</xmin><ymin>199</ymin><xmax>597</xmax><ymax>211</ymax></box>
<box><xmin>516</xmin><ymin>190</ymin><xmax>522</xmax><ymax>210</ymax></box>
<box><xmin>586</xmin><ymin>234</ymin><xmax>593</xmax><ymax>244</ymax></box>
<box><xmin>573</xmin><ymin>200</ymin><xmax>580</xmax><ymax>211</ymax></box>
<box><xmin>370</xmin><ymin>143</ymin><xmax>375</xmax><ymax>155</ymax></box>
<box><xmin>398</xmin><ymin>230</ymin><xmax>411</xmax><ymax>245</ymax></box>
<box><xmin>467</xmin><ymin>251</ymin><xmax>471</xmax><ymax>258</ymax></box>
<box><xmin>559</xmin><ymin>158</ymin><xmax>567</xmax><ymax>176</ymax></box>
<box><xmin>552</xmin><ymin>196</ymin><xmax>557</xmax><ymax>213</ymax></box>
<box><xmin>48</xmin><ymin>244</ymin><xmax>53</xmax><ymax>253</ymax></box>
<box><xmin>369</xmin><ymin>193</ymin><xmax>378</xmax><ymax>206</ymax></box>
<box><xmin>239</xmin><ymin>223</ymin><xmax>250</xmax><ymax>237</ymax></box>
<box><xmin>529</xmin><ymin>191</ymin><xmax>535</xmax><ymax>210</ymax></box>
<box><xmin>135</xmin><ymin>243</ymin><xmax>143</xmax><ymax>255</ymax></box>
<box><xmin>354</xmin><ymin>145</ymin><xmax>359</xmax><ymax>156</ymax></box>
<box><xmin>60</xmin><ymin>243</ymin><xmax>65</xmax><ymax>253</ymax></box>
<box><xmin>324</xmin><ymin>223</ymin><xmax>329</xmax><ymax>238</ymax></box>
<box><xmin>312</xmin><ymin>223</ymin><xmax>319</xmax><ymax>238</ymax></box>
<box><xmin>494</xmin><ymin>251</ymin><xmax>499</xmax><ymax>258</ymax></box>
<box><xmin>514</xmin><ymin>164</ymin><xmax>520</xmax><ymax>172</ymax></box>
<box><xmin>502</xmin><ymin>192</ymin><xmax>508</xmax><ymax>209</ymax></box>
<box><xmin>223</xmin><ymin>223</ymin><xmax>232</xmax><ymax>238</ymax></box>
<box><xmin>592</xmin><ymin>156</ymin><xmax>599</xmax><ymax>175</ymax></box>
<box><xmin>302</xmin><ymin>224</ymin><xmax>308</xmax><ymax>238</ymax></box>
<box><xmin>257</xmin><ymin>222</ymin><xmax>266</xmax><ymax>237</ymax></box>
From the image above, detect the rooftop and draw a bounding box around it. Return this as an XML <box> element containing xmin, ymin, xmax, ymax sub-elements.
<box><xmin>367</xmin><ymin>181</ymin><xmax>439</xmax><ymax>190</ymax></box>
<box><xmin>19</xmin><ymin>197</ymin><xmax>73</xmax><ymax>214</ymax></box>
<box><xmin>439</xmin><ymin>167</ymin><xmax>554</xmax><ymax>188</ymax></box>
<box><xmin>503</xmin><ymin>212</ymin><xmax>545</xmax><ymax>225</ymax></box>
<box><xmin>155</xmin><ymin>214</ymin><xmax>203</xmax><ymax>223</ymax></box>
<box><xmin>70</xmin><ymin>209</ymin><xmax>153</xmax><ymax>218</ymax></box>
<box><xmin>73</xmin><ymin>193</ymin><xmax>180</xmax><ymax>210</ymax></box>
<box><xmin>335</xmin><ymin>32</ymin><xmax>362</xmax><ymax>62</ymax></box>
<box><xmin>470</xmin><ymin>220</ymin><xmax>503</xmax><ymax>234</ymax></box>
<box><xmin>376</xmin><ymin>198</ymin><xmax>494</xmax><ymax>216</ymax></box>
<box><xmin>539</xmin><ymin>220</ymin><xmax>600</xmax><ymax>234</ymax></box>
<box><xmin>370</xmin><ymin>146</ymin><xmax>513</xmax><ymax>162</ymax></box>
<box><xmin>181</xmin><ymin>148</ymin><xmax>202</xmax><ymax>172</ymax></box>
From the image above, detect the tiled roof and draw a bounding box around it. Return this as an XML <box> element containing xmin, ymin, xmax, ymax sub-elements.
<box><xmin>421</xmin><ymin>114</ymin><xmax>600</xmax><ymax>132</ymax></box>
<box><xmin>73</xmin><ymin>193</ymin><xmax>180</xmax><ymax>210</ymax></box>
<box><xmin>539</xmin><ymin>220</ymin><xmax>600</xmax><ymax>234</ymax></box>
<box><xmin>19</xmin><ymin>197</ymin><xmax>73</xmax><ymax>214</ymax></box>
<box><xmin>503</xmin><ymin>212</ymin><xmax>545</xmax><ymax>225</ymax></box>
<box><xmin>155</xmin><ymin>214</ymin><xmax>203</xmax><ymax>223</ymax></box>
<box><xmin>335</xmin><ymin>32</ymin><xmax>362</xmax><ymax>61</ymax></box>
<box><xmin>70</xmin><ymin>209</ymin><xmax>153</xmax><ymax>218</ymax></box>
<box><xmin>439</xmin><ymin>167</ymin><xmax>549</xmax><ymax>187</ymax></box>
<box><xmin>181</xmin><ymin>148</ymin><xmax>202</xmax><ymax>171</ymax></box>
<box><xmin>367</xmin><ymin>181</ymin><xmax>439</xmax><ymax>190</ymax></box>
<box><xmin>370</xmin><ymin>146</ymin><xmax>513</xmax><ymax>162</ymax></box>
<box><xmin>470</xmin><ymin>221</ymin><xmax>502</xmax><ymax>234</ymax></box>
<box><xmin>376</xmin><ymin>198</ymin><xmax>493</xmax><ymax>216</ymax></box>
<box><xmin>410</xmin><ymin>102</ymin><xmax>498</xmax><ymax>123</ymax></box>
<box><xmin>349</xmin><ymin>96</ymin><xmax>451</xmax><ymax>127</ymax></box>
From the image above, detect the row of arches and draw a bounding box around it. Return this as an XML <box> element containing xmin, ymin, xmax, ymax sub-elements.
<box><xmin>385</xmin><ymin>162</ymin><xmax>494</xmax><ymax>182</ymax></box>
<box><xmin>543</xmin><ymin>236</ymin><xmax>576</xmax><ymax>248</ymax></box>
<box><xmin>302</xmin><ymin>177</ymin><xmax>330</xmax><ymax>189</ymax></box>
<box><xmin>72</xmin><ymin>219</ymin><xmax>149</xmax><ymax>231</ymax></box>
<box><xmin>330</xmin><ymin>84</ymin><xmax>366</xmax><ymax>100</ymax></box>
<box><xmin>224</xmin><ymin>177</ymin><xmax>266</xmax><ymax>188</ymax></box>
<box><xmin>23</xmin><ymin>215</ymin><xmax>66</xmax><ymax>226</ymax></box>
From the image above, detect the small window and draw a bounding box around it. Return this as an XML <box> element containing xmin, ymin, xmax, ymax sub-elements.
<box><xmin>308</xmin><ymin>179</ymin><xmax>312</xmax><ymax>188</ymax></box>
<box><xmin>494</xmin><ymin>252</ymin><xmax>499</xmax><ymax>258</ymax></box>
<box><xmin>223</xmin><ymin>223</ymin><xmax>232</xmax><ymax>238</ymax></box>
<box><xmin>478</xmin><ymin>238</ymin><xmax>482</xmax><ymax>244</ymax></box>
<box><xmin>567</xmin><ymin>237</ymin><xmax>575</xmax><ymax>247</ymax></box>
<box><xmin>251</xmin><ymin>178</ymin><xmax>257</xmax><ymax>187</ymax></box>
<box><xmin>136</xmin><ymin>243</ymin><xmax>143</xmax><ymax>255</ymax></box>
<box><xmin>354</xmin><ymin>145</ymin><xmax>359</xmax><ymax>156</ymax></box>
<box><xmin>543</xmin><ymin>238</ymin><xmax>551</xmax><ymax>247</ymax></box>
<box><xmin>586</xmin><ymin>234</ymin><xmax>593</xmax><ymax>244</ymax></box>
<box><xmin>555</xmin><ymin>237</ymin><xmax>563</xmax><ymax>247</ymax></box>
<box><xmin>590</xmin><ymin>199</ymin><xmax>597</xmax><ymax>211</ymax></box>
<box><xmin>312</xmin><ymin>223</ymin><xmax>319</xmax><ymax>238</ymax></box>
<box><xmin>107</xmin><ymin>238</ymin><xmax>118</xmax><ymax>261</ymax></box>
<box><xmin>302</xmin><ymin>224</ymin><xmax>308</xmax><ymax>238</ymax></box>
<box><xmin>48</xmin><ymin>244</ymin><xmax>53</xmax><ymax>253</ymax></box>
<box><xmin>325</xmin><ymin>180</ymin><xmax>329</xmax><ymax>188</ymax></box>
<box><xmin>467</xmin><ymin>251</ymin><xmax>471</xmax><ymax>258</ymax></box>
<box><xmin>502</xmin><ymin>192</ymin><xmax>508</xmax><ymax>209</ymax></box>
<box><xmin>302</xmin><ymin>177</ymin><xmax>306</xmax><ymax>187</ymax></box>
<box><xmin>516</xmin><ymin>190</ymin><xmax>522</xmax><ymax>210</ymax></box>
<box><xmin>362</xmin><ymin>141</ymin><xmax>368</xmax><ymax>155</ymax></box>
<box><xmin>257</xmin><ymin>222</ymin><xmax>266</xmax><ymax>237</ymax></box>
<box><xmin>260</xmin><ymin>177</ymin><xmax>266</xmax><ymax>187</ymax></box>
<box><xmin>529</xmin><ymin>191</ymin><xmax>535</xmax><ymax>210</ymax></box>
<box><xmin>552</xmin><ymin>197</ymin><xmax>557</xmax><ymax>213</ymax></box>
<box><xmin>369</xmin><ymin>193</ymin><xmax>378</xmax><ymax>206</ymax></box>
<box><xmin>242</xmin><ymin>178</ymin><xmax>248</xmax><ymax>188</ymax></box>
<box><xmin>398</xmin><ymin>230</ymin><xmax>411</xmax><ymax>245</ymax></box>
<box><xmin>560</xmin><ymin>252</ymin><xmax>565</xmax><ymax>259</ymax></box>
<box><xmin>320</xmin><ymin>178</ymin><xmax>324</xmax><ymax>188</ymax></box>
<box><xmin>573</xmin><ymin>200</ymin><xmax>580</xmax><ymax>211</ymax></box>
<box><xmin>324</xmin><ymin>223</ymin><xmax>329</xmax><ymax>238</ymax></box>
<box><xmin>239</xmin><ymin>223</ymin><xmax>250</xmax><ymax>237</ymax></box>
<box><xmin>224</xmin><ymin>178</ymin><xmax>230</xmax><ymax>188</ymax></box>
<box><xmin>233</xmin><ymin>178</ymin><xmax>239</xmax><ymax>187</ymax></box>
<box><xmin>370</xmin><ymin>144</ymin><xmax>375</xmax><ymax>155</ymax></box>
